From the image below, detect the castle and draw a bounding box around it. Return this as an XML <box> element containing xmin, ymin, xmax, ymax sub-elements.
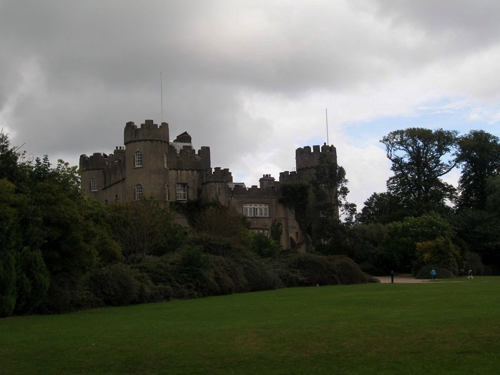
<box><xmin>79</xmin><ymin>119</ymin><xmax>338</xmax><ymax>251</ymax></box>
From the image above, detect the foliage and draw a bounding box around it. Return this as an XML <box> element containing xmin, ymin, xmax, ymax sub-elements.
<box><xmin>451</xmin><ymin>208</ymin><xmax>500</xmax><ymax>267</ymax></box>
<box><xmin>13</xmin><ymin>247</ymin><xmax>50</xmax><ymax>315</ymax></box>
<box><xmin>269</xmin><ymin>219</ymin><xmax>283</xmax><ymax>243</ymax></box>
<box><xmin>381</xmin><ymin>128</ymin><xmax>458</xmax><ymax>216</ymax></box>
<box><xmin>414</xmin><ymin>265</ymin><xmax>455</xmax><ymax>279</ymax></box>
<box><xmin>486</xmin><ymin>175</ymin><xmax>500</xmax><ymax>213</ymax></box>
<box><xmin>0</xmin><ymin>249</ymin><xmax>16</xmax><ymax>317</ymax></box>
<box><xmin>456</xmin><ymin>130</ymin><xmax>500</xmax><ymax>210</ymax></box>
<box><xmin>246</xmin><ymin>232</ymin><xmax>283</xmax><ymax>258</ymax></box>
<box><xmin>356</xmin><ymin>192</ymin><xmax>406</xmax><ymax>224</ymax></box>
<box><xmin>463</xmin><ymin>252</ymin><xmax>486</xmax><ymax>276</ymax></box>
<box><xmin>82</xmin><ymin>263</ymin><xmax>158</xmax><ymax>306</ymax></box>
<box><xmin>194</xmin><ymin>203</ymin><xmax>249</xmax><ymax>240</ymax></box>
<box><xmin>312</xmin><ymin>153</ymin><xmax>354</xmax><ymax>221</ymax></box>
<box><xmin>414</xmin><ymin>237</ymin><xmax>460</xmax><ymax>275</ymax></box>
<box><xmin>283</xmin><ymin>253</ymin><xmax>369</xmax><ymax>286</ymax></box>
<box><xmin>107</xmin><ymin>199</ymin><xmax>184</xmax><ymax>263</ymax></box>
<box><xmin>279</xmin><ymin>182</ymin><xmax>310</xmax><ymax>235</ymax></box>
<box><xmin>382</xmin><ymin>213</ymin><xmax>455</xmax><ymax>272</ymax></box>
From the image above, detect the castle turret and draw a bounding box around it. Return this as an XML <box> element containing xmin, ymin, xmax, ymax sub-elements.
<box><xmin>295</xmin><ymin>144</ymin><xmax>337</xmax><ymax>171</ymax></box>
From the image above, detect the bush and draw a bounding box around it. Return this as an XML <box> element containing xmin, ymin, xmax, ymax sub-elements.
<box><xmin>286</xmin><ymin>254</ymin><xmax>340</xmax><ymax>286</ymax></box>
<box><xmin>247</xmin><ymin>232</ymin><xmax>282</xmax><ymax>258</ymax></box>
<box><xmin>240</xmin><ymin>257</ymin><xmax>282</xmax><ymax>291</ymax></box>
<box><xmin>464</xmin><ymin>252</ymin><xmax>486</xmax><ymax>276</ymax></box>
<box><xmin>82</xmin><ymin>264</ymin><xmax>155</xmax><ymax>306</ymax></box>
<box><xmin>415</xmin><ymin>265</ymin><xmax>455</xmax><ymax>279</ymax></box>
<box><xmin>359</xmin><ymin>261</ymin><xmax>386</xmax><ymax>276</ymax></box>
<box><xmin>188</xmin><ymin>233</ymin><xmax>246</xmax><ymax>257</ymax></box>
<box><xmin>328</xmin><ymin>256</ymin><xmax>369</xmax><ymax>285</ymax></box>
<box><xmin>0</xmin><ymin>250</ymin><xmax>16</xmax><ymax>317</ymax></box>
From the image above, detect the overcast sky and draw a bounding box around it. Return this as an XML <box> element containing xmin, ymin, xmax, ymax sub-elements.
<box><xmin>2</xmin><ymin>0</ymin><xmax>500</xmax><ymax>210</ymax></box>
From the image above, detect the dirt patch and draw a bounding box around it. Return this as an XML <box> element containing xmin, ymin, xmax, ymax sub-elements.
<box><xmin>375</xmin><ymin>274</ymin><xmax>431</xmax><ymax>284</ymax></box>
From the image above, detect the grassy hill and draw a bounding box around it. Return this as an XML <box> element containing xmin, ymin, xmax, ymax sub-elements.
<box><xmin>1</xmin><ymin>277</ymin><xmax>499</xmax><ymax>374</ymax></box>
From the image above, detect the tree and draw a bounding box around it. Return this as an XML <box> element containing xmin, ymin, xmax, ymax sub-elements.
<box><xmin>356</xmin><ymin>192</ymin><xmax>406</xmax><ymax>224</ymax></box>
<box><xmin>382</xmin><ymin>213</ymin><xmax>456</xmax><ymax>272</ymax></box>
<box><xmin>451</xmin><ymin>208</ymin><xmax>500</xmax><ymax>267</ymax></box>
<box><xmin>381</xmin><ymin>128</ymin><xmax>458</xmax><ymax>215</ymax></box>
<box><xmin>107</xmin><ymin>198</ymin><xmax>184</xmax><ymax>263</ymax></box>
<box><xmin>456</xmin><ymin>130</ymin><xmax>500</xmax><ymax>210</ymax></box>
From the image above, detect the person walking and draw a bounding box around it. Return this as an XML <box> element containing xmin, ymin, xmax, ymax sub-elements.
<box><xmin>430</xmin><ymin>269</ymin><xmax>437</xmax><ymax>280</ymax></box>
<box><xmin>468</xmin><ymin>269</ymin><xmax>474</xmax><ymax>280</ymax></box>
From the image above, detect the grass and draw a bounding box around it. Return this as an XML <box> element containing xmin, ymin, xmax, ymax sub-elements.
<box><xmin>1</xmin><ymin>277</ymin><xmax>499</xmax><ymax>374</ymax></box>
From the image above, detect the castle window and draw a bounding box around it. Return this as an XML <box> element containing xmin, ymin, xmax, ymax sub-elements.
<box><xmin>243</xmin><ymin>204</ymin><xmax>269</xmax><ymax>218</ymax></box>
<box><xmin>134</xmin><ymin>151</ymin><xmax>142</xmax><ymax>168</ymax></box>
<box><xmin>90</xmin><ymin>178</ymin><xmax>98</xmax><ymax>192</ymax></box>
<box><xmin>135</xmin><ymin>184</ymin><xmax>143</xmax><ymax>200</ymax></box>
<box><xmin>164</xmin><ymin>153</ymin><xmax>168</xmax><ymax>168</ymax></box>
<box><xmin>176</xmin><ymin>183</ymin><xmax>187</xmax><ymax>201</ymax></box>
<box><xmin>165</xmin><ymin>184</ymin><xmax>169</xmax><ymax>201</ymax></box>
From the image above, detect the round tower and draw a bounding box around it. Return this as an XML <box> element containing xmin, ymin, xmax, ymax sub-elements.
<box><xmin>124</xmin><ymin>120</ymin><xmax>170</xmax><ymax>201</ymax></box>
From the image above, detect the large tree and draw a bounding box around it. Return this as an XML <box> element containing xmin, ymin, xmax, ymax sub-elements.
<box><xmin>381</xmin><ymin>128</ymin><xmax>458</xmax><ymax>215</ymax></box>
<box><xmin>455</xmin><ymin>130</ymin><xmax>500</xmax><ymax>210</ymax></box>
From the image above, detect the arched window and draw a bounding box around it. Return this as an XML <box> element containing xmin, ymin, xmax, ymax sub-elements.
<box><xmin>134</xmin><ymin>150</ymin><xmax>142</xmax><ymax>167</ymax></box>
<box><xmin>90</xmin><ymin>178</ymin><xmax>98</xmax><ymax>192</ymax></box>
<box><xmin>164</xmin><ymin>153</ymin><xmax>168</xmax><ymax>169</ymax></box>
<box><xmin>135</xmin><ymin>184</ymin><xmax>143</xmax><ymax>200</ymax></box>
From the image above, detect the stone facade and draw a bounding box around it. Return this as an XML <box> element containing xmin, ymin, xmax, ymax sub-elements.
<box><xmin>80</xmin><ymin>119</ymin><xmax>338</xmax><ymax>251</ymax></box>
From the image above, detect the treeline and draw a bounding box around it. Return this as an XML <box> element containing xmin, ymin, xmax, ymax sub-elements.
<box><xmin>0</xmin><ymin>133</ymin><xmax>372</xmax><ymax>317</ymax></box>
<box><xmin>322</xmin><ymin>128</ymin><xmax>500</xmax><ymax>278</ymax></box>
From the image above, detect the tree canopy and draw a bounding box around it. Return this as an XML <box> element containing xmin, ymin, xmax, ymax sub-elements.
<box><xmin>456</xmin><ymin>130</ymin><xmax>500</xmax><ymax>210</ymax></box>
<box><xmin>381</xmin><ymin>128</ymin><xmax>457</xmax><ymax>215</ymax></box>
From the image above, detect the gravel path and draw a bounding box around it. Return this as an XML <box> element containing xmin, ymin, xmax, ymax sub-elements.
<box><xmin>375</xmin><ymin>274</ymin><xmax>431</xmax><ymax>284</ymax></box>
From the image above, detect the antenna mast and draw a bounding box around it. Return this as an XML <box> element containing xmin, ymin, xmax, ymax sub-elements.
<box><xmin>325</xmin><ymin>108</ymin><xmax>329</xmax><ymax>145</ymax></box>
<box><xmin>160</xmin><ymin>72</ymin><xmax>163</xmax><ymax>123</ymax></box>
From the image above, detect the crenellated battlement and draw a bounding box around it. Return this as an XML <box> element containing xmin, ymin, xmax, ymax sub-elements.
<box><xmin>295</xmin><ymin>143</ymin><xmax>337</xmax><ymax>171</ymax></box>
<box><xmin>79</xmin><ymin>147</ymin><xmax>126</xmax><ymax>171</ymax></box>
<box><xmin>167</xmin><ymin>144</ymin><xmax>211</xmax><ymax>170</ymax></box>
<box><xmin>202</xmin><ymin>167</ymin><xmax>233</xmax><ymax>183</ymax></box>
<box><xmin>279</xmin><ymin>170</ymin><xmax>301</xmax><ymax>183</ymax></box>
<box><xmin>228</xmin><ymin>183</ymin><xmax>279</xmax><ymax>198</ymax></box>
<box><xmin>124</xmin><ymin>119</ymin><xmax>169</xmax><ymax>145</ymax></box>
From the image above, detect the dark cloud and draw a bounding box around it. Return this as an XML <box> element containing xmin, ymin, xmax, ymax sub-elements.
<box><xmin>2</xmin><ymin>0</ymin><xmax>500</xmax><ymax>208</ymax></box>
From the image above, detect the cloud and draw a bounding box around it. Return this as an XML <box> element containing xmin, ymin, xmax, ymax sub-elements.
<box><xmin>2</xmin><ymin>0</ymin><xmax>500</xmax><ymax>211</ymax></box>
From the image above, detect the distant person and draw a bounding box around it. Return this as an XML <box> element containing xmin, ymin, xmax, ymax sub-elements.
<box><xmin>468</xmin><ymin>269</ymin><xmax>474</xmax><ymax>280</ymax></box>
<box><xmin>430</xmin><ymin>269</ymin><xmax>437</xmax><ymax>280</ymax></box>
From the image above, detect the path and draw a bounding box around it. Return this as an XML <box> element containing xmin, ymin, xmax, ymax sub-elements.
<box><xmin>375</xmin><ymin>274</ymin><xmax>431</xmax><ymax>284</ymax></box>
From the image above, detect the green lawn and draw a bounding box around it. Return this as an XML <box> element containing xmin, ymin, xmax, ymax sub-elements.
<box><xmin>1</xmin><ymin>277</ymin><xmax>499</xmax><ymax>374</ymax></box>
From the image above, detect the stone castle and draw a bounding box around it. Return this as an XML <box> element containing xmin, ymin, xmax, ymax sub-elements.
<box><xmin>79</xmin><ymin>119</ymin><xmax>338</xmax><ymax>251</ymax></box>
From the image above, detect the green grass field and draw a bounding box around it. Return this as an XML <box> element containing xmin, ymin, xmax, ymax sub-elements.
<box><xmin>1</xmin><ymin>277</ymin><xmax>499</xmax><ymax>374</ymax></box>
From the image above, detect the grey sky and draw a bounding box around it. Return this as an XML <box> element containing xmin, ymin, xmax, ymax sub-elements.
<box><xmin>2</xmin><ymin>0</ymin><xmax>500</xmax><ymax>209</ymax></box>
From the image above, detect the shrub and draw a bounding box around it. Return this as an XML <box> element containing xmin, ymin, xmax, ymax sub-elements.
<box><xmin>247</xmin><ymin>232</ymin><xmax>282</xmax><ymax>258</ymax></box>
<box><xmin>415</xmin><ymin>265</ymin><xmax>455</xmax><ymax>279</ymax></box>
<box><xmin>240</xmin><ymin>257</ymin><xmax>282</xmax><ymax>291</ymax></box>
<box><xmin>188</xmin><ymin>233</ymin><xmax>246</xmax><ymax>257</ymax></box>
<box><xmin>359</xmin><ymin>261</ymin><xmax>386</xmax><ymax>276</ymax></box>
<box><xmin>464</xmin><ymin>252</ymin><xmax>486</xmax><ymax>276</ymax></box>
<box><xmin>0</xmin><ymin>250</ymin><xmax>16</xmax><ymax>317</ymax></box>
<box><xmin>82</xmin><ymin>263</ymin><xmax>154</xmax><ymax>306</ymax></box>
<box><xmin>286</xmin><ymin>253</ymin><xmax>340</xmax><ymax>286</ymax></box>
<box><xmin>14</xmin><ymin>247</ymin><xmax>50</xmax><ymax>315</ymax></box>
<box><xmin>328</xmin><ymin>256</ymin><xmax>369</xmax><ymax>285</ymax></box>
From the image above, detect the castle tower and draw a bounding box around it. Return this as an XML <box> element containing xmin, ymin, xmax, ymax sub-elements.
<box><xmin>295</xmin><ymin>144</ymin><xmax>337</xmax><ymax>181</ymax></box>
<box><xmin>124</xmin><ymin>120</ymin><xmax>170</xmax><ymax>202</ymax></box>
